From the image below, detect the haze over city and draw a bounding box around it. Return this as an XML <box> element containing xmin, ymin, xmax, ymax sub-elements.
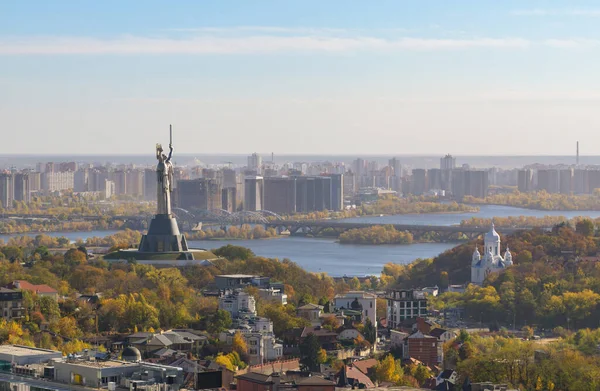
<box><xmin>3</xmin><ymin>1</ymin><xmax>600</xmax><ymax>155</ymax></box>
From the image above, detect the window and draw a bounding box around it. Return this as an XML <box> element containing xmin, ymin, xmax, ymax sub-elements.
<box><xmin>365</xmin><ymin>310</ymin><xmax>368</xmax><ymax>317</ymax></box>
<box><xmin>370</xmin><ymin>302</ymin><xmax>373</xmax><ymax>308</ymax></box>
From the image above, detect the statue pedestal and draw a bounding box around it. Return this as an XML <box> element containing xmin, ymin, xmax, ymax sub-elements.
<box><xmin>138</xmin><ymin>214</ymin><xmax>188</xmax><ymax>252</ymax></box>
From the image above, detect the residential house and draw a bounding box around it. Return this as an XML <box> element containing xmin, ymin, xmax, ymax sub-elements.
<box><xmin>390</xmin><ymin>330</ymin><xmax>409</xmax><ymax>347</ymax></box>
<box><xmin>245</xmin><ymin>332</ymin><xmax>283</xmax><ymax>365</ymax></box>
<box><xmin>337</xmin><ymin>328</ymin><xmax>364</xmax><ymax>341</ymax></box>
<box><xmin>297</xmin><ymin>303</ymin><xmax>324</xmax><ymax>326</ymax></box>
<box><xmin>236</xmin><ymin>372</ymin><xmax>281</xmax><ymax>391</ymax></box>
<box><xmin>350</xmin><ymin>358</ymin><xmax>378</xmax><ymax>379</ymax></box>
<box><xmin>129</xmin><ymin>334</ymin><xmax>173</xmax><ymax>357</ymax></box>
<box><xmin>296</xmin><ymin>376</ymin><xmax>335</xmax><ymax>391</ymax></box>
<box><xmin>301</xmin><ymin>326</ymin><xmax>338</xmax><ymax>351</ymax></box>
<box><xmin>11</xmin><ymin>280</ymin><xmax>58</xmax><ymax>300</ymax></box>
<box><xmin>0</xmin><ymin>288</ymin><xmax>24</xmax><ymax>321</ymax></box>
<box><xmin>334</xmin><ymin>291</ymin><xmax>377</xmax><ymax>326</ymax></box>
<box><xmin>336</xmin><ymin>365</ymin><xmax>375</xmax><ymax>389</ymax></box>
<box><xmin>430</xmin><ymin>328</ymin><xmax>457</xmax><ymax>343</ymax></box>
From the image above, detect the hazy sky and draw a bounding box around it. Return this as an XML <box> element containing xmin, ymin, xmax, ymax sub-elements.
<box><xmin>2</xmin><ymin>1</ymin><xmax>600</xmax><ymax>156</ymax></box>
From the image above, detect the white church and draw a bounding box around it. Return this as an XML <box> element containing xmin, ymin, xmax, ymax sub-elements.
<box><xmin>471</xmin><ymin>223</ymin><xmax>513</xmax><ymax>285</ymax></box>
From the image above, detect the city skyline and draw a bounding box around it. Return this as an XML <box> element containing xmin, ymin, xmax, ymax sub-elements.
<box><xmin>3</xmin><ymin>1</ymin><xmax>600</xmax><ymax>155</ymax></box>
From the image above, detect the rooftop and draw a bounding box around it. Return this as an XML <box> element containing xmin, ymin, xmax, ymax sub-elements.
<box><xmin>0</xmin><ymin>345</ymin><xmax>61</xmax><ymax>357</ymax></box>
<box><xmin>335</xmin><ymin>291</ymin><xmax>377</xmax><ymax>299</ymax></box>
<box><xmin>13</xmin><ymin>280</ymin><xmax>58</xmax><ymax>294</ymax></box>
<box><xmin>59</xmin><ymin>359</ymin><xmax>138</xmax><ymax>369</ymax></box>
<box><xmin>297</xmin><ymin>303</ymin><xmax>324</xmax><ymax>311</ymax></box>
<box><xmin>216</xmin><ymin>274</ymin><xmax>257</xmax><ymax>279</ymax></box>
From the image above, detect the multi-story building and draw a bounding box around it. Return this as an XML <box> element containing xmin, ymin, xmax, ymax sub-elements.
<box><xmin>466</xmin><ymin>170</ymin><xmax>489</xmax><ymax>199</ymax></box>
<box><xmin>537</xmin><ymin>169</ymin><xmax>560</xmax><ymax>193</ymax></box>
<box><xmin>0</xmin><ymin>288</ymin><xmax>24</xmax><ymax>321</ymax></box>
<box><xmin>13</xmin><ymin>173</ymin><xmax>30</xmax><ymax>203</ymax></box>
<box><xmin>559</xmin><ymin>168</ymin><xmax>573</xmax><ymax>195</ymax></box>
<box><xmin>42</xmin><ymin>171</ymin><xmax>75</xmax><ymax>192</ymax></box>
<box><xmin>386</xmin><ymin>289</ymin><xmax>428</xmax><ymax>329</ymax></box>
<box><xmin>517</xmin><ymin>169</ymin><xmax>533</xmax><ymax>193</ymax></box>
<box><xmin>328</xmin><ymin>173</ymin><xmax>344</xmax><ymax>211</ymax></box>
<box><xmin>247</xmin><ymin>153</ymin><xmax>262</xmax><ymax>174</ymax></box>
<box><xmin>218</xmin><ymin>290</ymin><xmax>257</xmax><ymax>318</ymax></box>
<box><xmin>143</xmin><ymin>168</ymin><xmax>157</xmax><ymax>201</ymax></box>
<box><xmin>334</xmin><ymin>291</ymin><xmax>377</xmax><ymax>326</ymax></box>
<box><xmin>573</xmin><ymin>169</ymin><xmax>590</xmax><ymax>194</ymax></box>
<box><xmin>74</xmin><ymin>169</ymin><xmax>89</xmax><ymax>192</ymax></box>
<box><xmin>126</xmin><ymin>169</ymin><xmax>144</xmax><ymax>197</ymax></box>
<box><xmin>177</xmin><ymin>178</ymin><xmax>222</xmax><ymax>210</ymax></box>
<box><xmin>111</xmin><ymin>170</ymin><xmax>127</xmax><ymax>195</ymax></box>
<box><xmin>404</xmin><ymin>331</ymin><xmax>442</xmax><ymax>367</ymax></box>
<box><xmin>263</xmin><ymin>177</ymin><xmax>297</xmax><ymax>214</ymax></box>
<box><xmin>0</xmin><ymin>173</ymin><xmax>13</xmax><ymax>209</ymax></box>
<box><xmin>411</xmin><ymin>169</ymin><xmax>428</xmax><ymax>195</ymax></box>
<box><xmin>440</xmin><ymin>154</ymin><xmax>456</xmax><ymax>171</ymax></box>
<box><xmin>244</xmin><ymin>176</ymin><xmax>264</xmax><ymax>211</ymax></box>
<box><xmin>221</xmin><ymin>187</ymin><xmax>237</xmax><ymax>212</ymax></box>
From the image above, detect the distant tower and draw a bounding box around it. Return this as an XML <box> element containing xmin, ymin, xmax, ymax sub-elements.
<box><xmin>576</xmin><ymin>141</ymin><xmax>579</xmax><ymax>166</ymax></box>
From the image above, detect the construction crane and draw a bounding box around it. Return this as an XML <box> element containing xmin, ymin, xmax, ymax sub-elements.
<box><xmin>222</xmin><ymin>161</ymin><xmax>233</xmax><ymax>168</ymax></box>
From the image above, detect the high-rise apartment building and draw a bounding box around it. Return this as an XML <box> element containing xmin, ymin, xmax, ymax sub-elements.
<box><xmin>559</xmin><ymin>169</ymin><xmax>573</xmax><ymax>195</ymax></box>
<box><xmin>440</xmin><ymin>154</ymin><xmax>456</xmax><ymax>170</ymax></box>
<box><xmin>537</xmin><ymin>169</ymin><xmax>560</xmax><ymax>193</ymax></box>
<box><xmin>0</xmin><ymin>173</ymin><xmax>13</xmax><ymax>209</ymax></box>
<box><xmin>13</xmin><ymin>173</ymin><xmax>30</xmax><ymax>203</ymax></box>
<box><xmin>244</xmin><ymin>176</ymin><xmax>264</xmax><ymax>211</ymax></box>
<box><xmin>517</xmin><ymin>169</ymin><xmax>533</xmax><ymax>193</ymax></box>
<box><xmin>111</xmin><ymin>170</ymin><xmax>127</xmax><ymax>195</ymax></box>
<box><xmin>41</xmin><ymin>172</ymin><xmax>74</xmax><ymax>192</ymax></box>
<box><xmin>177</xmin><ymin>178</ymin><xmax>222</xmax><ymax>210</ymax></box>
<box><xmin>126</xmin><ymin>170</ymin><xmax>144</xmax><ymax>197</ymax></box>
<box><xmin>144</xmin><ymin>168</ymin><xmax>157</xmax><ymax>201</ymax></box>
<box><xmin>247</xmin><ymin>153</ymin><xmax>262</xmax><ymax>174</ymax></box>
<box><xmin>74</xmin><ymin>169</ymin><xmax>89</xmax><ymax>192</ymax></box>
<box><xmin>327</xmin><ymin>174</ymin><xmax>344</xmax><ymax>211</ymax></box>
<box><xmin>411</xmin><ymin>169</ymin><xmax>428</xmax><ymax>195</ymax></box>
<box><xmin>466</xmin><ymin>170</ymin><xmax>489</xmax><ymax>199</ymax></box>
<box><xmin>221</xmin><ymin>187</ymin><xmax>237</xmax><ymax>212</ymax></box>
<box><xmin>264</xmin><ymin>177</ymin><xmax>297</xmax><ymax>214</ymax></box>
<box><xmin>573</xmin><ymin>169</ymin><xmax>589</xmax><ymax>194</ymax></box>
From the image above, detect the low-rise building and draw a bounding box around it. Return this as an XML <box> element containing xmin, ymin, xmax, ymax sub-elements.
<box><xmin>334</xmin><ymin>291</ymin><xmax>377</xmax><ymax>326</ymax></box>
<box><xmin>0</xmin><ymin>288</ymin><xmax>24</xmax><ymax>321</ymax></box>
<box><xmin>258</xmin><ymin>288</ymin><xmax>287</xmax><ymax>305</ymax></box>
<box><xmin>297</xmin><ymin>303</ymin><xmax>323</xmax><ymax>326</ymax></box>
<box><xmin>386</xmin><ymin>289</ymin><xmax>428</xmax><ymax>329</ymax></box>
<box><xmin>0</xmin><ymin>345</ymin><xmax>62</xmax><ymax>367</ymax></box>
<box><xmin>404</xmin><ymin>331</ymin><xmax>442</xmax><ymax>367</ymax></box>
<box><xmin>10</xmin><ymin>280</ymin><xmax>58</xmax><ymax>300</ymax></box>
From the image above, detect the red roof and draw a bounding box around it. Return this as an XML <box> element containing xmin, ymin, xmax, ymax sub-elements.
<box><xmin>351</xmin><ymin>359</ymin><xmax>378</xmax><ymax>375</ymax></box>
<box><xmin>345</xmin><ymin>366</ymin><xmax>375</xmax><ymax>388</ymax></box>
<box><xmin>13</xmin><ymin>280</ymin><xmax>58</xmax><ymax>294</ymax></box>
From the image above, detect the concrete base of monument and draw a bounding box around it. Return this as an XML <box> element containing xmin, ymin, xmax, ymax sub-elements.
<box><xmin>103</xmin><ymin>248</ymin><xmax>219</xmax><ymax>267</ymax></box>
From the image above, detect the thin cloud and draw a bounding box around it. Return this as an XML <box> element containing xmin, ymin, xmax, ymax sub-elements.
<box><xmin>0</xmin><ymin>34</ymin><xmax>531</xmax><ymax>55</ymax></box>
<box><xmin>512</xmin><ymin>8</ymin><xmax>600</xmax><ymax>16</ymax></box>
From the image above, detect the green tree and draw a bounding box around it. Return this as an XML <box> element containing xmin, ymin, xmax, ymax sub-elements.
<box><xmin>575</xmin><ymin>219</ymin><xmax>595</xmax><ymax>237</ymax></box>
<box><xmin>208</xmin><ymin>310</ymin><xmax>232</xmax><ymax>334</ymax></box>
<box><xmin>363</xmin><ymin>318</ymin><xmax>376</xmax><ymax>345</ymax></box>
<box><xmin>213</xmin><ymin>245</ymin><xmax>255</xmax><ymax>260</ymax></box>
<box><xmin>300</xmin><ymin>333</ymin><xmax>324</xmax><ymax>371</ymax></box>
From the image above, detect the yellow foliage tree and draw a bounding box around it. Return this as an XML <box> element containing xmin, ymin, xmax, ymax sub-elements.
<box><xmin>232</xmin><ymin>332</ymin><xmax>248</xmax><ymax>356</ymax></box>
<box><xmin>375</xmin><ymin>354</ymin><xmax>403</xmax><ymax>385</ymax></box>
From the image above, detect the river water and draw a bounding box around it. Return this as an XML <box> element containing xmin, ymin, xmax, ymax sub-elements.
<box><xmin>3</xmin><ymin>205</ymin><xmax>600</xmax><ymax>276</ymax></box>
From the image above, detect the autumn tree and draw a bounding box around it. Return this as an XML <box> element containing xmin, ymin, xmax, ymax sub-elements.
<box><xmin>232</xmin><ymin>331</ymin><xmax>248</xmax><ymax>358</ymax></box>
<box><xmin>375</xmin><ymin>354</ymin><xmax>403</xmax><ymax>385</ymax></box>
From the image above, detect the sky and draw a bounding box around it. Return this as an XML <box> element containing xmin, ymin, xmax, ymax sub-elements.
<box><xmin>2</xmin><ymin>1</ymin><xmax>600</xmax><ymax>156</ymax></box>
